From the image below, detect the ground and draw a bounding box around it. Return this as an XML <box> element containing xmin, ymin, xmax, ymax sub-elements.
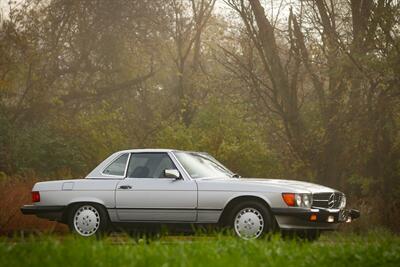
<box><xmin>0</xmin><ymin>230</ymin><xmax>399</xmax><ymax>267</ymax></box>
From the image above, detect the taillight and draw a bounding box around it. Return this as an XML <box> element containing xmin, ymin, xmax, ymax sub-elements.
<box><xmin>32</xmin><ymin>191</ymin><xmax>40</xmax><ymax>202</ymax></box>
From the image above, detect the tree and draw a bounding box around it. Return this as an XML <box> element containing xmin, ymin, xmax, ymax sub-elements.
<box><xmin>223</xmin><ymin>0</ymin><xmax>400</xmax><ymax>194</ymax></box>
<box><xmin>165</xmin><ymin>0</ymin><xmax>216</xmax><ymax>125</ymax></box>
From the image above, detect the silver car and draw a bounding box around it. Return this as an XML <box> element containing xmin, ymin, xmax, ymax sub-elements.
<box><xmin>21</xmin><ymin>149</ymin><xmax>360</xmax><ymax>239</ymax></box>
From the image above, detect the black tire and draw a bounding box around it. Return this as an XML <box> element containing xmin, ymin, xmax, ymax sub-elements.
<box><xmin>228</xmin><ymin>200</ymin><xmax>274</xmax><ymax>239</ymax></box>
<box><xmin>302</xmin><ymin>229</ymin><xmax>320</xmax><ymax>241</ymax></box>
<box><xmin>281</xmin><ymin>229</ymin><xmax>321</xmax><ymax>241</ymax></box>
<box><xmin>67</xmin><ymin>203</ymin><xmax>109</xmax><ymax>237</ymax></box>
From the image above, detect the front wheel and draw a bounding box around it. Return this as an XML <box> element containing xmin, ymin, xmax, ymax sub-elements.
<box><xmin>281</xmin><ymin>229</ymin><xmax>321</xmax><ymax>241</ymax></box>
<box><xmin>68</xmin><ymin>203</ymin><xmax>108</xmax><ymax>237</ymax></box>
<box><xmin>229</xmin><ymin>201</ymin><xmax>273</xmax><ymax>240</ymax></box>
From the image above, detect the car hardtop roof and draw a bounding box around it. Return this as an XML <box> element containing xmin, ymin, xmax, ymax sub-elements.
<box><xmin>117</xmin><ymin>148</ymin><xmax>177</xmax><ymax>153</ymax></box>
<box><xmin>116</xmin><ymin>148</ymin><xmax>209</xmax><ymax>155</ymax></box>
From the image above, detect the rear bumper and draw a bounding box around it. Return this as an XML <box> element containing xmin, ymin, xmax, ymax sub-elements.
<box><xmin>271</xmin><ymin>207</ymin><xmax>360</xmax><ymax>230</ymax></box>
<box><xmin>21</xmin><ymin>205</ymin><xmax>65</xmax><ymax>221</ymax></box>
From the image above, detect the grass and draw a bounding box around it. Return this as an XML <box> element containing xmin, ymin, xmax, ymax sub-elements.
<box><xmin>0</xmin><ymin>230</ymin><xmax>399</xmax><ymax>267</ymax></box>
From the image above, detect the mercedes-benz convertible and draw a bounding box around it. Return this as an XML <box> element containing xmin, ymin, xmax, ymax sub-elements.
<box><xmin>21</xmin><ymin>149</ymin><xmax>360</xmax><ymax>239</ymax></box>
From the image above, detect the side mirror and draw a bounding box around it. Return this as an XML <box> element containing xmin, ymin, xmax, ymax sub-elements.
<box><xmin>164</xmin><ymin>169</ymin><xmax>181</xmax><ymax>179</ymax></box>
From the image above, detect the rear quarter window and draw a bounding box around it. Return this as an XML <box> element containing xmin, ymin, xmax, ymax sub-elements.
<box><xmin>102</xmin><ymin>153</ymin><xmax>129</xmax><ymax>176</ymax></box>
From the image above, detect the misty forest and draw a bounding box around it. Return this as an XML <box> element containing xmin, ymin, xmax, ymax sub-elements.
<box><xmin>0</xmin><ymin>0</ymin><xmax>399</xmax><ymax>233</ymax></box>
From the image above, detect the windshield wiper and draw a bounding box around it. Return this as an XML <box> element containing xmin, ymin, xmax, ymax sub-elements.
<box><xmin>231</xmin><ymin>173</ymin><xmax>241</xmax><ymax>178</ymax></box>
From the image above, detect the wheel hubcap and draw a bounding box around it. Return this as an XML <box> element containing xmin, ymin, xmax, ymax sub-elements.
<box><xmin>73</xmin><ymin>205</ymin><xmax>100</xmax><ymax>236</ymax></box>
<box><xmin>234</xmin><ymin>207</ymin><xmax>264</xmax><ymax>239</ymax></box>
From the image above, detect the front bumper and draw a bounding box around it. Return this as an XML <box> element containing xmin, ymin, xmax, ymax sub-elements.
<box><xmin>271</xmin><ymin>207</ymin><xmax>360</xmax><ymax>230</ymax></box>
<box><xmin>21</xmin><ymin>205</ymin><xmax>65</xmax><ymax>221</ymax></box>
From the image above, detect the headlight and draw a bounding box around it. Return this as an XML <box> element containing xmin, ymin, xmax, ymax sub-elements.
<box><xmin>282</xmin><ymin>193</ymin><xmax>312</xmax><ymax>208</ymax></box>
<box><xmin>339</xmin><ymin>195</ymin><xmax>346</xmax><ymax>209</ymax></box>
<box><xmin>303</xmin><ymin>194</ymin><xmax>312</xmax><ymax>208</ymax></box>
<box><xmin>295</xmin><ymin>194</ymin><xmax>302</xmax><ymax>206</ymax></box>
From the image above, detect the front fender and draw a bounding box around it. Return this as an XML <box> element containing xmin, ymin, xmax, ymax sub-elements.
<box><xmin>222</xmin><ymin>192</ymin><xmax>274</xmax><ymax>209</ymax></box>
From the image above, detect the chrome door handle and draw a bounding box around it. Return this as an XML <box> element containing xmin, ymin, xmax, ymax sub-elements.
<box><xmin>118</xmin><ymin>185</ymin><xmax>132</xmax><ymax>190</ymax></box>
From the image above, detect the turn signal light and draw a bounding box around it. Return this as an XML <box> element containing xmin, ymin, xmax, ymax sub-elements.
<box><xmin>282</xmin><ymin>193</ymin><xmax>295</xmax><ymax>206</ymax></box>
<box><xmin>32</xmin><ymin>191</ymin><xmax>40</xmax><ymax>202</ymax></box>
<box><xmin>310</xmin><ymin>214</ymin><xmax>317</xmax><ymax>221</ymax></box>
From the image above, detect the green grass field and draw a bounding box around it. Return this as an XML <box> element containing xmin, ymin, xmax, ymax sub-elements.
<box><xmin>1</xmin><ymin>231</ymin><xmax>399</xmax><ymax>267</ymax></box>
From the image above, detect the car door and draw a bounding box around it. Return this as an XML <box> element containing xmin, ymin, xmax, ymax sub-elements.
<box><xmin>115</xmin><ymin>152</ymin><xmax>197</xmax><ymax>222</ymax></box>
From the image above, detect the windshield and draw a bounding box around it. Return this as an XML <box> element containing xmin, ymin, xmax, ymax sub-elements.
<box><xmin>174</xmin><ymin>152</ymin><xmax>234</xmax><ymax>179</ymax></box>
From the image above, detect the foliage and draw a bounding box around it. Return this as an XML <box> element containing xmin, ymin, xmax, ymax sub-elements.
<box><xmin>154</xmin><ymin>100</ymin><xmax>283</xmax><ymax>178</ymax></box>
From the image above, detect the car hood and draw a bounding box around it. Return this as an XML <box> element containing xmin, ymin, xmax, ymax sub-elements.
<box><xmin>195</xmin><ymin>177</ymin><xmax>337</xmax><ymax>194</ymax></box>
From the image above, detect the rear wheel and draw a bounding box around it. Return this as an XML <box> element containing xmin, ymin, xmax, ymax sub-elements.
<box><xmin>228</xmin><ymin>201</ymin><xmax>273</xmax><ymax>240</ymax></box>
<box><xmin>68</xmin><ymin>203</ymin><xmax>109</xmax><ymax>237</ymax></box>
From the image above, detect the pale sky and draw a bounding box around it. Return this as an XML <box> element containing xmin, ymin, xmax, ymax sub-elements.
<box><xmin>1</xmin><ymin>0</ymin><xmax>293</xmax><ymax>24</ymax></box>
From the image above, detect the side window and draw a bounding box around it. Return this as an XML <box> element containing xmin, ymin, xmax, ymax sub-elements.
<box><xmin>127</xmin><ymin>153</ymin><xmax>177</xmax><ymax>178</ymax></box>
<box><xmin>102</xmin><ymin>153</ymin><xmax>129</xmax><ymax>176</ymax></box>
